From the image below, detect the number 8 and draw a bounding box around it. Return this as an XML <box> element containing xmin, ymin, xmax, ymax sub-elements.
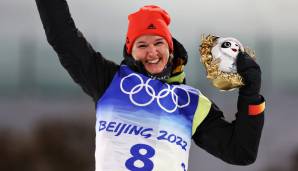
<box><xmin>125</xmin><ymin>144</ymin><xmax>155</xmax><ymax>171</ymax></box>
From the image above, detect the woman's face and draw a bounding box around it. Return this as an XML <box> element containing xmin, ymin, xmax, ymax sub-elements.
<box><xmin>131</xmin><ymin>35</ymin><xmax>170</xmax><ymax>75</ymax></box>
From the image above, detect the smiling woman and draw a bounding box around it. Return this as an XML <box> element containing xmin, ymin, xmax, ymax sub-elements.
<box><xmin>125</xmin><ymin>5</ymin><xmax>174</xmax><ymax>79</ymax></box>
<box><xmin>35</xmin><ymin>0</ymin><xmax>265</xmax><ymax>170</ymax></box>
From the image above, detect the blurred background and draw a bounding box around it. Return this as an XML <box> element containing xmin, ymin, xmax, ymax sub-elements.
<box><xmin>1</xmin><ymin>0</ymin><xmax>298</xmax><ymax>171</ymax></box>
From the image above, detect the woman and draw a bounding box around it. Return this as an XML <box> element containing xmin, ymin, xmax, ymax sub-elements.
<box><xmin>35</xmin><ymin>0</ymin><xmax>265</xmax><ymax>170</ymax></box>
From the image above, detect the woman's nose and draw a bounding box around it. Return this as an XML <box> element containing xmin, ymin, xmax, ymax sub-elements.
<box><xmin>147</xmin><ymin>45</ymin><xmax>158</xmax><ymax>56</ymax></box>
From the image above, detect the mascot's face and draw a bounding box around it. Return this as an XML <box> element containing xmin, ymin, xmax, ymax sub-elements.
<box><xmin>211</xmin><ymin>37</ymin><xmax>244</xmax><ymax>73</ymax></box>
<box><xmin>220</xmin><ymin>40</ymin><xmax>241</xmax><ymax>58</ymax></box>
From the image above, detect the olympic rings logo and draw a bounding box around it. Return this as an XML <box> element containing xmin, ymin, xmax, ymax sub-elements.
<box><xmin>120</xmin><ymin>73</ymin><xmax>192</xmax><ymax>113</ymax></box>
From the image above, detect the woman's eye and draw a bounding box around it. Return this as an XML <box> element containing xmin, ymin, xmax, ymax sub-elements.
<box><xmin>138</xmin><ymin>44</ymin><xmax>147</xmax><ymax>48</ymax></box>
<box><xmin>155</xmin><ymin>41</ymin><xmax>163</xmax><ymax>46</ymax></box>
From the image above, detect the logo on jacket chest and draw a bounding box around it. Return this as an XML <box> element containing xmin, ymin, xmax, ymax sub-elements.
<box><xmin>120</xmin><ymin>73</ymin><xmax>196</xmax><ymax>113</ymax></box>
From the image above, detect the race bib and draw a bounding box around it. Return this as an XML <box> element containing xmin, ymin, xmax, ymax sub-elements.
<box><xmin>95</xmin><ymin>66</ymin><xmax>200</xmax><ymax>171</ymax></box>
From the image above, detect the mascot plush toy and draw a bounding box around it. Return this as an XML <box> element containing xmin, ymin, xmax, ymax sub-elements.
<box><xmin>200</xmin><ymin>35</ymin><xmax>255</xmax><ymax>91</ymax></box>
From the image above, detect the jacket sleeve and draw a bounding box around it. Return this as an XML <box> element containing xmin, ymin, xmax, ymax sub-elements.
<box><xmin>192</xmin><ymin>94</ymin><xmax>265</xmax><ymax>165</ymax></box>
<box><xmin>35</xmin><ymin>0</ymin><xmax>119</xmax><ymax>101</ymax></box>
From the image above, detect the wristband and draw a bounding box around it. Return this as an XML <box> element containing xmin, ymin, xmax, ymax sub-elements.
<box><xmin>248</xmin><ymin>101</ymin><xmax>265</xmax><ymax>116</ymax></box>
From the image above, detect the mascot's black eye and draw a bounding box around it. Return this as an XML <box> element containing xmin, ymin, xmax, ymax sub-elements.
<box><xmin>221</xmin><ymin>42</ymin><xmax>231</xmax><ymax>48</ymax></box>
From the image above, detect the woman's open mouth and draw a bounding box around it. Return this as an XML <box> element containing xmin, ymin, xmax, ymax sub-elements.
<box><xmin>146</xmin><ymin>58</ymin><xmax>160</xmax><ymax>64</ymax></box>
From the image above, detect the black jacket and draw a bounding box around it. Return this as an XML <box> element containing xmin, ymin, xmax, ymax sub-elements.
<box><xmin>36</xmin><ymin>0</ymin><xmax>265</xmax><ymax>165</ymax></box>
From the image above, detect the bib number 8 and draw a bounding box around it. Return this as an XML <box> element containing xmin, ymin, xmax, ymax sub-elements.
<box><xmin>125</xmin><ymin>144</ymin><xmax>155</xmax><ymax>171</ymax></box>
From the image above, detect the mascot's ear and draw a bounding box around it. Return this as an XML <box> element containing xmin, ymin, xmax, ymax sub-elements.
<box><xmin>213</xmin><ymin>36</ymin><xmax>220</xmax><ymax>41</ymax></box>
<box><xmin>212</xmin><ymin>36</ymin><xmax>220</xmax><ymax>48</ymax></box>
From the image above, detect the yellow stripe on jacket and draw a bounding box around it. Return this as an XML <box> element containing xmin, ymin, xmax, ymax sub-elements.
<box><xmin>192</xmin><ymin>94</ymin><xmax>212</xmax><ymax>135</ymax></box>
